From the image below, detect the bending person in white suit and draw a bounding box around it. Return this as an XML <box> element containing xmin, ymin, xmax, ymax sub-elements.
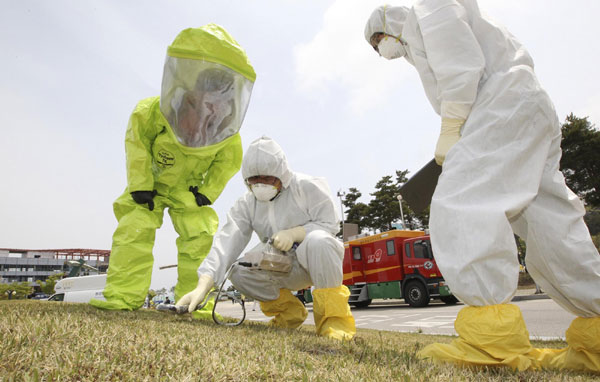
<box><xmin>365</xmin><ymin>1</ymin><xmax>600</xmax><ymax>372</ymax></box>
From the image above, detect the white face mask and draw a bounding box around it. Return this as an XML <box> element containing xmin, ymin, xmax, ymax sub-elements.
<box><xmin>378</xmin><ymin>36</ymin><xmax>406</xmax><ymax>60</ymax></box>
<box><xmin>250</xmin><ymin>183</ymin><xmax>279</xmax><ymax>202</ymax></box>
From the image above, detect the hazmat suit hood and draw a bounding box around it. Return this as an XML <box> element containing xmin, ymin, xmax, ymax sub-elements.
<box><xmin>364</xmin><ymin>5</ymin><xmax>409</xmax><ymax>44</ymax></box>
<box><xmin>160</xmin><ymin>24</ymin><xmax>256</xmax><ymax>148</ymax></box>
<box><xmin>241</xmin><ymin>136</ymin><xmax>292</xmax><ymax>188</ymax></box>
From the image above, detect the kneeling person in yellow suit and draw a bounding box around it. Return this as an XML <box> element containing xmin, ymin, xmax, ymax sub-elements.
<box><xmin>90</xmin><ymin>25</ymin><xmax>255</xmax><ymax>315</ymax></box>
<box><xmin>177</xmin><ymin>136</ymin><xmax>356</xmax><ymax>340</ymax></box>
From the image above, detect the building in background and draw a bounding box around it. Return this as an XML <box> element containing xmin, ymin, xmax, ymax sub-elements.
<box><xmin>0</xmin><ymin>248</ymin><xmax>110</xmax><ymax>284</ymax></box>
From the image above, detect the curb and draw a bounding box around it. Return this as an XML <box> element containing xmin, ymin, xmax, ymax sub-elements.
<box><xmin>512</xmin><ymin>293</ymin><xmax>550</xmax><ymax>302</ymax></box>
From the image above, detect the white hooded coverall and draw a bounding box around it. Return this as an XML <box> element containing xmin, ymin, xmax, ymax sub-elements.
<box><xmin>365</xmin><ymin>0</ymin><xmax>600</xmax><ymax>317</ymax></box>
<box><xmin>197</xmin><ymin>137</ymin><xmax>345</xmax><ymax>301</ymax></box>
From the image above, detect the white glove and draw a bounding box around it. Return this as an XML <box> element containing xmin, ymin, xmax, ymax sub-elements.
<box><xmin>175</xmin><ymin>274</ymin><xmax>214</xmax><ymax>313</ymax></box>
<box><xmin>271</xmin><ymin>226</ymin><xmax>306</xmax><ymax>252</ymax></box>
<box><xmin>435</xmin><ymin>118</ymin><xmax>464</xmax><ymax>165</ymax></box>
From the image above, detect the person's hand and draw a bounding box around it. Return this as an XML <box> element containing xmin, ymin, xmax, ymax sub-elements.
<box><xmin>176</xmin><ymin>274</ymin><xmax>214</xmax><ymax>313</ymax></box>
<box><xmin>189</xmin><ymin>186</ymin><xmax>212</xmax><ymax>206</ymax></box>
<box><xmin>130</xmin><ymin>190</ymin><xmax>158</xmax><ymax>211</ymax></box>
<box><xmin>272</xmin><ymin>226</ymin><xmax>306</xmax><ymax>252</ymax></box>
<box><xmin>435</xmin><ymin>118</ymin><xmax>464</xmax><ymax>165</ymax></box>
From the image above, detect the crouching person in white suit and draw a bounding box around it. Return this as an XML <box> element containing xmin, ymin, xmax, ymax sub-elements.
<box><xmin>177</xmin><ymin>136</ymin><xmax>356</xmax><ymax>340</ymax></box>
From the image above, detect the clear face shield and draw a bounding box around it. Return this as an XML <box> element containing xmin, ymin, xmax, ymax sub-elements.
<box><xmin>160</xmin><ymin>57</ymin><xmax>253</xmax><ymax>148</ymax></box>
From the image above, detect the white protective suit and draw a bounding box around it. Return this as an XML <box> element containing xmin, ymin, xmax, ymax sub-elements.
<box><xmin>198</xmin><ymin>137</ymin><xmax>345</xmax><ymax>301</ymax></box>
<box><xmin>365</xmin><ymin>0</ymin><xmax>600</xmax><ymax>317</ymax></box>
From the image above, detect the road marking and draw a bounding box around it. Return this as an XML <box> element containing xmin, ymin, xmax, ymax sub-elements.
<box><xmin>392</xmin><ymin>321</ymin><xmax>452</xmax><ymax>328</ymax></box>
<box><xmin>391</xmin><ymin>315</ymin><xmax>455</xmax><ymax>328</ymax></box>
<box><xmin>354</xmin><ymin>316</ymin><xmax>396</xmax><ymax>321</ymax></box>
<box><xmin>357</xmin><ymin>315</ymin><xmax>391</xmax><ymax>318</ymax></box>
<box><xmin>420</xmin><ymin>315</ymin><xmax>456</xmax><ymax>321</ymax></box>
<box><xmin>355</xmin><ymin>317</ymin><xmax>396</xmax><ymax>327</ymax></box>
<box><xmin>391</xmin><ymin>313</ymin><xmax>421</xmax><ymax>319</ymax></box>
<box><xmin>429</xmin><ymin>315</ymin><xmax>456</xmax><ymax>318</ymax></box>
<box><xmin>355</xmin><ymin>317</ymin><xmax>394</xmax><ymax>321</ymax></box>
<box><xmin>531</xmin><ymin>335</ymin><xmax>565</xmax><ymax>341</ymax></box>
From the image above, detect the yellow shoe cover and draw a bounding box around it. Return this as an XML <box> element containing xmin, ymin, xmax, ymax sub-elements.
<box><xmin>312</xmin><ymin>286</ymin><xmax>356</xmax><ymax>341</ymax></box>
<box><xmin>418</xmin><ymin>304</ymin><xmax>538</xmax><ymax>371</ymax></box>
<box><xmin>537</xmin><ymin>317</ymin><xmax>600</xmax><ymax>373</ymax></box>
<box><xmin>260</xmin><ymin>289</ymin><xmax>308</xmax><ymax>329</ymax></box>
<box><xmin>89</xmin><ymin>298</ymin><xmax>137</xmax><ymax>311</ymax></box>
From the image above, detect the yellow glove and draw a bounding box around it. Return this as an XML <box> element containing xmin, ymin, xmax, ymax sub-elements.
<box><xmin>435</xmin><ymin>118</ymin><xmax>464</xmax><ymax>165</ymax></box>
<box><xmin>272</xmin><ymin>226</ymin><xmax>306</xmax><ymax>252</ymax></box>
<box><xmin>175</xmin><ymin>274</ymin><xmax>214</xmax><ymax>313</ymax></box>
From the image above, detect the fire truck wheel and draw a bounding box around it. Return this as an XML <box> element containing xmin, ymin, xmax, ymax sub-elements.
<box><xmin>440</xmin><ymin>295</ymin><xmax>458</xmax><ymax>305</ymax></box>
<box><xmin>351</xmin><ymin>299</ymin><xmax>372</xmax><ymax>308</ymax></box>
<box><xmin>404</xmin><ymin>281</ymin><xmax>429</xmax><ymax>308</ymax></box>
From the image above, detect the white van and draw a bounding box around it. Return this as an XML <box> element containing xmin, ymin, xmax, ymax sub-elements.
<box><xmin>48</xmin><ymin>274</ymin><xmax>106</xmax><ymax>303</ymax></box>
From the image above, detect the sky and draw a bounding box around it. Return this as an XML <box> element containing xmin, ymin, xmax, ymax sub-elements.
<box><xmin>1</xmin><ymin>0</ymin><xmax>599</xmax><ymax>289</ymax></box>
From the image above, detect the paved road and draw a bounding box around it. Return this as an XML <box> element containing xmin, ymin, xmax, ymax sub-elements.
<box><xmin>348</xmin><ymin>298</ymin><xmax>575</xmax><ymax>340</ymax></box>
<box><xmin>217</xmin><ymin>297</ymin><xmax>575</xmax><ymax>340</ymax></box>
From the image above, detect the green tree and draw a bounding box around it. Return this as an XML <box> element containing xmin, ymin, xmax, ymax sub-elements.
<box><xmin>340</xmin><ymin>169</ymin><xmax>432</xmax><ymax>234</ymax></box>
<box><xmin>560</xmin><ymin>114</ymin><xmax>600</xmax><ymax>207</ymax></box>
<box><xmin>584</xmin><ymin>208</ymin><xmax>600</xmax><ymax>236</ymax></box>
<box><xmin>147</xmin><ymin>289</ymin><xmax>157</xmax><ymax>307</ymax></box>
<box><xmin>592</xmin><ymin>234</ymin><xmax>600</xmax><ymax>251</ymax></box>
<box><xmin>368</xmin><ymin>175</ymin><xmax>401</xmax><ymax>232</ymax></box>
<box><xmin>585</xmin><ymin>207</ymin><xmax>600</xmax><ymax>250</ymax></box>
<box><xmin>0</xmin><ymin>282</ymin><xmax>33</xmax><ymax>300</ymax></box>
<box><xmin>342</xmin><ymin>187</ymin><xmax>371</xmax><ymax>234</ymax></box>
<box><xmin>39</xmin><ymin>272</ymin><xmax>65</xmax><ymax>294</ymax></box>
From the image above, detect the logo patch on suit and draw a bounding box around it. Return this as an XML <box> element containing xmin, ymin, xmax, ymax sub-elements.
<box><xmin>156</xmin><ymin>150</ymin><xmax>175</xmax><ymax>168</ymax></box>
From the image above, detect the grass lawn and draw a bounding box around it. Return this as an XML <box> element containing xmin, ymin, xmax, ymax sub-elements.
<box><xmin>0</xmin><ymin>300</ymin><xmax>595</xmax><ymax>381</ymax></box>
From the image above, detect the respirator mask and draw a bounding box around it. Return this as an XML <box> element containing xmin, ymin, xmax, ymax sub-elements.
<box><xmin>378</xmin><ymin>36</ymin><xmax>406</xmax><ymax>60</ymax></box>
<box><xmin>251</xmin><ymin>183</ymin><xmax>279</xmax><ymax>202</ymax></box>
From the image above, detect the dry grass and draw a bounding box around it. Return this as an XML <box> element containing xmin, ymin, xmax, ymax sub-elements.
<box><xmin>0</xmin><ymin>300</ymin><xmax>595</xmax><ymax>381</ymax></box>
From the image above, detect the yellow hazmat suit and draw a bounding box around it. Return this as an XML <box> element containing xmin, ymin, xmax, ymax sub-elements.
<box><xmin>90</xmin><ymin>25</ymin><xmax>255</xmax><ymax>312</ymax></box>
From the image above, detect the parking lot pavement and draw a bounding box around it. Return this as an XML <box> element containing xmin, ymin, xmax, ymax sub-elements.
<box><xmin>351</xmin><ymin>302</ymin><xmax>463</xmax><ymax>335</ymax></box>
<box><xmin>219</xmin><ymin>301</ymin><xmax>461</xmax><ymax>335</ymax></box>
<box><xmin>512</xmin><ymin>287</ymin><xmax>549</xmax><ymax>301</ymax></box>
<box><xmin>217</xmin><ymin>297</ymin><xmax>573</xmax><ymax>340</ymax></box>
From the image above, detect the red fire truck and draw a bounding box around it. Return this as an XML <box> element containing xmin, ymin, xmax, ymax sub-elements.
<box><xmin>305</xmin><ymin>230</ymin><xmax>456</xmax><ymax>308</ymax></box>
